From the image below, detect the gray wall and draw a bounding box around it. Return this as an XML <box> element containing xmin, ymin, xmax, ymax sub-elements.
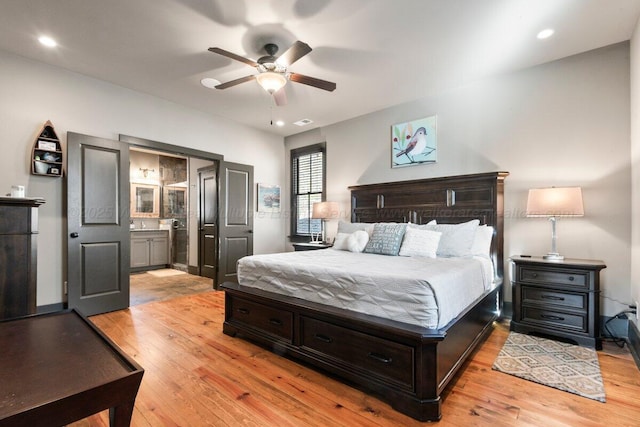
<box><xmin>0</xmin><ymin>50</ymin><xmax>287</xmax><ymax>307</ymax></box>
<box><xmin>286</xmin><ymin>43</ymin><xmax>632</xmax><ymax>317</ymax></box>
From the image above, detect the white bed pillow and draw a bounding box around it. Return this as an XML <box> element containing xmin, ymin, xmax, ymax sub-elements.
<box><xmin>398</xmin><ymin>227</ymin><xmax>442</xmax><ymax>258</ymax></box>
<box><xmin>332</xmin><ymin>232</ymin><xmax>350</xmax><ymax>250</ymax></box>
<box><xmin>337</xmin><ymin>220</ymin><xmax>375</xmax><ymax>236</ymax></box>
<box><xmin>422</xmin><ymin>219</ymin><xmax>480</xmax><ymax>257</ymax></box>
<box><xmin>347</xmin><ymin>230</ymin><xmax>369</xmax><ymax>252</ymax></box>
<box><xmin>332</xmin><ymin>230</ymin><xmax>370</xmax><ymax>252</ymax></box>
<box><xmin>470</xmin><ymin>225</ymin><xmax>494</xmax><ymax>258</ymax></box>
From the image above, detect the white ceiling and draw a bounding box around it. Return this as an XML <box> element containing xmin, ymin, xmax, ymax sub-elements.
<box><xmin>1</xmin><ymin>0</ymin><xmax>639</xmax><ymax>137</ymax></box>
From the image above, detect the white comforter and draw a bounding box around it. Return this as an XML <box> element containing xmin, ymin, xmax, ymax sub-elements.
<box><xmin>237</xmin><ymin>249</ymin><xmax>494</xmax><ymax>329</ymax></box>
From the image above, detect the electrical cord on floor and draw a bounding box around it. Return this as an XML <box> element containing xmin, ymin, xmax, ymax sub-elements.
<box><xmin>602</xmin><ymin>309</ymin><xmax>635</xmax><ymax>348</ymax></box>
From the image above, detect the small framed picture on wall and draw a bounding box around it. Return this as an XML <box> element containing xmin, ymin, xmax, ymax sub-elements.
<box><xmin>257</xmin><ymin>183</ymin><xmax>281</xmax><ymax>212</ymax></box>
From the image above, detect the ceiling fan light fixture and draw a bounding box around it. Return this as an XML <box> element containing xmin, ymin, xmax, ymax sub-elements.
<box><xmin>256</xmin><ymin>72</ymin><xmax>287</xmax><ymax>94</ymax></box>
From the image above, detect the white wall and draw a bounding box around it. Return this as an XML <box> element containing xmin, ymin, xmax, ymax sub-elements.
<box><xmin>0</xmin><ymin>50</ymin><xmax>287</xmax><ymax>307</ymax></box>
<box><xmin>286</xmin><ymin>43</ymin><xmax>632</xmax><ymax>316</ymax></box>
<box><xmin>631</xmin><ymin>20</ymin><xmax>640</xmax><ymax>319</ymax></box>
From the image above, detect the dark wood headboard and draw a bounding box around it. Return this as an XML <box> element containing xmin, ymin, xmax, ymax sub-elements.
<box><xmin>348</xmin><ymin>171</ymin><xmax>509</xmax><ymax>281</ymax></box>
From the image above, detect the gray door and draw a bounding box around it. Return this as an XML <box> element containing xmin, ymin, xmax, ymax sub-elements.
<box><xmin>67</xmin><ymin>132</ymin><xmax>130</xmax><ymax>315</ymax></box>
<box><xmin>198</xmin><ymin>164</ymin><xmax>217</xmax><ymax>281</ymax></box>
<box><xmin>218</xmin><ymin>161</ymin><xmax>253</xmax><ymax>286</ymax></box>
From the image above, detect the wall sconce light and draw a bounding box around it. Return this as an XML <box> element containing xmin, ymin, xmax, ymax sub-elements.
<box><xmin>526</xmin><ymin>186</ymin><xmax>584</xmax><ymax>260</ymax></box>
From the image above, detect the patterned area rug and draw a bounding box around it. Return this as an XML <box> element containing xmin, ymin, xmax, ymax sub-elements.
<box><xmin>492</xmin><ymin>332</ymin><xmax>605</xmax><ymax>402</ymax></box>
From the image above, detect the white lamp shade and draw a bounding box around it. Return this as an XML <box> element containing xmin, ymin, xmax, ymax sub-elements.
<box><xmin>311</xmin><ymin>201</ymin><xmax>340</xmax><ymax>219</ymax></box>
<box><xmin>526</xmin><ymin>187</ymin><xmax>584</xmax><ymax>217</ymax></box>
<box><xmin>255</xmin><ymin>72</ymin><xmax>287</xmax><ymax>94</ymax></box>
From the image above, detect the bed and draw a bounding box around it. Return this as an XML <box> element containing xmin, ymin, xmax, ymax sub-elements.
<box><xmin>221</xmin><ymin>171</ymin><xmax>508</xmax><ymax>421</ymax></box>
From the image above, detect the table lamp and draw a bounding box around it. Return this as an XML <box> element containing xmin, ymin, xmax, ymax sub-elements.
<box><xmin>311</xmin><ymin>201</ymin><xmax>340</xmax><ymax>243</ymax></box>
<box><xmin>526</xmin><ymin>186</ymin><xmax>584</xmax><ymax>260</ymax></box>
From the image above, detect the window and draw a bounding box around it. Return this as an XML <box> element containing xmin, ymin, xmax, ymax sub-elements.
<box><xmin>291</xmin><ymin>143</ymin><xmax>325</xmax><ymax>240</ymax></box>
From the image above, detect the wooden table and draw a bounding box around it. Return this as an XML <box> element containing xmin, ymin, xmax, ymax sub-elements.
<box><xmin>0</xmin><ymin>309</ymin><xmax>144</xmax><ymax>426</ymax></box>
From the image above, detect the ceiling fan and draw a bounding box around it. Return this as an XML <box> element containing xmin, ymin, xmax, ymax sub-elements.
<box><xmin>208</xmin><ymin>40</ymin><xmax>336</xmax><ymax>106</ymax></box>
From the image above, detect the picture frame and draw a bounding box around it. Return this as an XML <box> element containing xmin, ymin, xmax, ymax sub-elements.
<box><xmin>257</xmin><ymin>183</ymin><xmax>281</xmax><ymax>213</ymax></box>
<box><xmin>38</xmin><ymin>140</ymin><xmax>58</xmax><ymax>151</ymax></box>
<box><xmin>391</xmin><ymin>115</ymin><xmax>437</xmax><ymax>168</ymax></box>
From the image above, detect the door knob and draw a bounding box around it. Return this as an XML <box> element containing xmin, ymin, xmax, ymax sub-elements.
<box><xmin>70</xmin><ymin>232</ymin><xmax>79</xmax><ymax>238</ymax></box>
<box><xmin>247</xmin><ymin>229</ymin><xmax>253</xmax><ymax>234</ymax></box>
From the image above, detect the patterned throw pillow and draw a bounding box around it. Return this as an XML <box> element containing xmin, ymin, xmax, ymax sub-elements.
<box><xmin>363</xmin><ymin>223</ymin><xmax>407</xmax><ymax>256</ymax></box>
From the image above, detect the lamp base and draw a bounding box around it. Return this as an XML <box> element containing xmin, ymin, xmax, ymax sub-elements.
<box><xmin>543</xmin><ymin>253</ymin><xmax>564</xmax><ymax>261</ymax></box>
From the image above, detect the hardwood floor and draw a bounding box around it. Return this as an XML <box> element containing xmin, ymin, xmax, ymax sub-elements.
<box><xmin>130</xmin><ymin>269</ymin><xmax>213</xmax><ymax>306</ymax></box>
<box><xmin>69</xmin><ymin>292</ymin><xmax>640</xmax><ymax>427</ymax></box>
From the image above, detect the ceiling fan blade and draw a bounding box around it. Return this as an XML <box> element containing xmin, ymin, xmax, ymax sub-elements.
<box><xmin>208</xmin><ymin>47</ymin><xmax>258</xmax><ymax>67</ymax></box>
<box><xmin>275</xmin><ymin>41</ymin><xmax>312</xmax><ymax>67</ymax></box>
<box><xmin>273</xmin><ymin>87</ymin><xmax>287</xmax><ymax>106</ymax></box>
<box><xmin>289</xmin><ymin>73</ymin><xmax>336</xmax><ymax>92</ymax></box>
<box><xmin>215</xmin><ymin>75</ymin><xmax>256</xmax><ymax>89</ymax></box>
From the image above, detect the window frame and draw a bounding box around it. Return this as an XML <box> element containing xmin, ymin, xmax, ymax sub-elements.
<box><xmin>290</xmin><ymin>143</ymin><xmax>326</xmax><ymax>242</ymax></box>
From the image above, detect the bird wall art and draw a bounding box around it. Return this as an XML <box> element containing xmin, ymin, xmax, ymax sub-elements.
<box><xmin>391</xmin><ymin>115</ymin><xmax>437</xmax><ymax>168</ymax></box>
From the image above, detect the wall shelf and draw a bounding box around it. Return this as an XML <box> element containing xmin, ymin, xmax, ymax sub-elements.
<box><xmin>32</xmin><ymin>120</ymin><xmax>63</xmax><ymax>177</ymax></box>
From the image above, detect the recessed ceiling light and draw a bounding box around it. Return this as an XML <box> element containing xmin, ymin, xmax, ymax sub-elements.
<box><xmin>275</xmin><ymin>120</ymin><xmax>285</xmax><ymax>127</ymax></box>
<box><xmin>293</xmin><ymin>119</ymin><xmax>313</xmax><ymax>126</ymax></box>
<box><xmin>38</xmin><ymin>36</ymin><xmax>57</xmax><ymax>47</ymax></box>
<box><xmin>537</xmin><ymin>29</ymin><xmax>554</xmax><ymax>40</ymax></box>
<box><xmin>200</xmin><ymin>78</ymin><xmax>221</xmax><ymax>89</ymax></box>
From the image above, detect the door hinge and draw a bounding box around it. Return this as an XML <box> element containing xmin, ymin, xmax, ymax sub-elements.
<box><xmin>64</xmin><ymin>281</ymin><xmax>68</xmax><ymax>295</ymax></box>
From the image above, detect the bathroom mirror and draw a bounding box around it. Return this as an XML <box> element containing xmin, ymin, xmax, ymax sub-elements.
<box><xmin>130</xmin><ymin>183</ymin><xmax>159</xmax><ymax>217</ymax></box>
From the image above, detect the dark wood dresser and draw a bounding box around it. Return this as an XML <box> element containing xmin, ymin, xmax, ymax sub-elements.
<box><xmin>0</xmin><ymin>197</ymin><xmax>45</xmax><ymax>320</ymax></box>
<box><xmin>510</xmin><ymin>256</ymin><xmax>606</xmax><ymax>349</ymax></box>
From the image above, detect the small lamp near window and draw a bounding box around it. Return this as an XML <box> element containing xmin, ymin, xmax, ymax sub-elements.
<box><xmin>526</xmin><ymin>186</ymin><xmax>584</xmax><ymax>260</ymax></box>
<box><xmin>311</xmin><ymin>201</ymin><xmax>340</xmax><ymax>243</ymax></box>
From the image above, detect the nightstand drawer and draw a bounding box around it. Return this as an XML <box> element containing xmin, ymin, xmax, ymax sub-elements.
<box><xmin>518</xmin><ymin>267</ymin><xmax>589</xmax><ymax>289</ymax></box>
<box><xmin>521</xmin><ymin>307</ymin><xmax>587</xmax><ymax>332</ymax></box>
<box><xmin>521</xmin><ymin>287</ymin><xmax>586</xmax><ymax>311</ymax></box>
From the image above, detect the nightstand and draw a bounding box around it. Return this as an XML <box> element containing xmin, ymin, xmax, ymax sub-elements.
<box><xmin>510</xmin><ymin>256</ymin><xmax>606</xmax><ymax>349</ymax></box>
<box><xmin>292</xmin><ymin>242</ymin><xmax>332</xmax><ymax>251</ymax></box>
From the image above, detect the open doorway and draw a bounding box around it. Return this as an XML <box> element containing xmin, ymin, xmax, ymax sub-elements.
<box><xmin>129</xmin><ymin>146</ymin><xmax>215</xmax><ymax>305</ymax></box>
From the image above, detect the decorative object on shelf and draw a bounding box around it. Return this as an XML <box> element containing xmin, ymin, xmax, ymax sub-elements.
<box><xmin>257</xmin><ymin>183</ymin><xmax>281</xmax><ymax>213</ymax></box>
<box><xmin>10</xmin><ymin>185</ymin><xmax>25</xmax><ymax>198</ymax></box>
<box><xmin>526</xmin><ymin>186</ymin><xmax>584</xmax><ymax>260</ymax></box>
<box><xmin>31</xmin><ymin>120</ymin><xmax>63</xmax><ymax>177</ymax></box>
<box><xmin>391</xmin><ymin>115</ymin><xmax>437</xmax><ymax>168</ymax></box>
<box><xmin>311</xmin><ymin>201</ymin><xmax>340</xmax><ymax>243</ymax></box>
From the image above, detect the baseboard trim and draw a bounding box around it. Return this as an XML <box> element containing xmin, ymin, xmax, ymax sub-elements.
<box><xmin>37</xmin><ymin>302</ymin><xmax>65</xmax><ymax>314</ymax></box>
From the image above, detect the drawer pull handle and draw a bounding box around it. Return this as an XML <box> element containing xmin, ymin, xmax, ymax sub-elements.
<box><xmin>314</xmin><ymin>334</ymin><xmax>333</xmax><ymax>343</ymax></box>
<box><xmin>541</xmin><ymin>295</ymin><xmax>565</xmax><ymax>301</ymax></box>
<box><xmin>269</xmin><ymin>318</ymin><xmax>282</xmax><ymax>326</ymax></box>
<box><xmin>368</xmin><ymin>352</ymin><xmax>392</xmax><ymax>364</ymax></box>
<box><xmin>540</xmin><ymin>314</ymin><xmax>565</xmax><ymax>321</ymax></box>
<box><xmin>237</xmin><ymin>308</ymin><xmax>250</xmax><ymax>315</ymax></box>
<box><xmin>568</xmin><ymin>276</ymin><xmax>575</xmax><ymax>281</ymax></box>
<box><xmin>531</xmin><ymin>273</ymin><xmax>538</xmax><ymax>278</ymax></box>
